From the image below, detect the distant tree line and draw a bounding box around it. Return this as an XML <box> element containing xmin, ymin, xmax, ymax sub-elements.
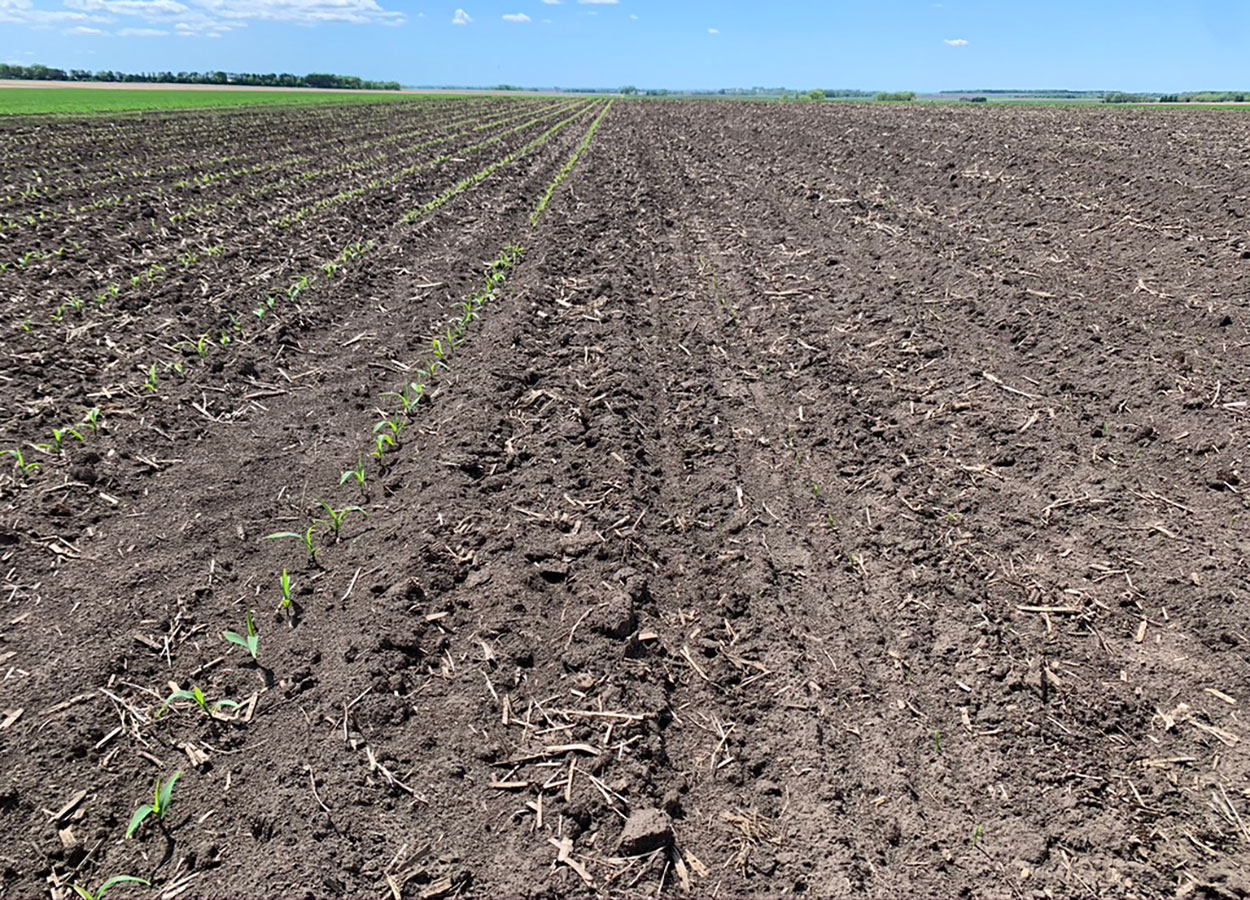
<box><xmin>875</xmin><ymin>91</ymin><xmax>917</xmax><ymax>102</ymax></box>
<box><xmin>0</xmin><ymin>63</ymin><xmax>400</xmax><ymax>91</ymax></box>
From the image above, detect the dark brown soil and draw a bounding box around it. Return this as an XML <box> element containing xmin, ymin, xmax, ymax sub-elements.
<box><xmin>1</xmin><ymin>100</ymin><xmax>1248</xmax><ymax>900</ymax></box>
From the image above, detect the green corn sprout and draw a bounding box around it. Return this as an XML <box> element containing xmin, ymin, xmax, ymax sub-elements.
<box><xmin>195</xmin><ymin>334</ymin><xmax>211</xmax><ymax>358</ymax></box>
<box><xmin>431</xmin><ymin>338</ymin><xmax>445</xmax><ymax>361</ymax></box>
<box><xmin>144</xmin><ymin>364</ymin><xmax>158</xmax><ymax>393</ymax></box>
<box><xmin>266</xmin><ymin>525</ymin><xmax>319</xmax><ymax>563</ymax></box>
<box><xmin>159</xmin><ymin>685</ymin><xmax>240</xmax><ymax>719</ymax></box>
<box><xmin>374</xmin><ymin>418</ymin><xmax>405</xmax><ymax>440</ymax></box>
<box><xmin>51</xmin><ymin>306</ymin><xmax>64</xmax><ymax>323</ymax></box>
<box><xmin>318</xmin><ymin>500</ymin><xmax>366</xmax><ymax>538</ymax></box>
<box><xmin>82</xmin><ymin>408</ymin><xmax>102</xmax><ymax>432</ymax></box>
<box><xmin>373</xmin><ymin>433</ymin><xmax>396</xmax><ymax>461</ymax></box>
<box><xmin>40</xmin><ymin>427</ymin><xmax>84</xmax><ymax>455</ymax></box>
<box><xmin>71</xmin><ymin>876</ymin><xmax>150</xmax><ymax>900</ymax></box>
<box><xmin>382</xmin><ymin>381</ymin><xmax>424</xmax><ymax>414</ymax></box>
<box><xmin>6</xmin><ymin>448</ymin><xmax>40</xmax><ymax>475</ymax></box>
<box><xmin>126</xmin><ymin>771</ymin><xmax>182</xmax><ymax>839</ymax></box>
<box><xmin>279</xmin><ymin>569</ymin><xmax>293</xmax><ymax>608</ymax></box>
<box><xmin>223</xmin><ymin>609</ymin><xmax>259</xmax><ymax>660</ymax></box>
<box><xmin>340</xmin><ymin>459</ymin><xmax>367</xmax><ymax>488</ymax></box>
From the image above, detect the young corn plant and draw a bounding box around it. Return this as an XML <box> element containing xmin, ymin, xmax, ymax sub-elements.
<box><xmin>373</xmin><ymin>433</ymin><xmax>396</xmax><ymax>462</ymax></box>
<box><xmin>144</xmin><ymin>364</ymin><xmax>158</xmax><ymax>393</ymax></box>
<box><xmin>71</xmin><ymin>876</ymin><xmax>150</xmax><ymax>900</ymax></box>
<box><xmin>265</xmin><ymin>525</ymin><xmax>319</xmax><ymax>564</ymax></box>
<box><xmin>5</xmin><ymin>448</ymin><xmax>40</xmax><ymax>475</ymax></box>
<box><xmin>279</xmin><ymin>569</ymin><xmax>293</xmax><ymax>609</ymax></box>
<box><xmin>318</xmin><ymin>500</ymin><xmax>366</xmax><ymax>539</ymax></box>
<box><xmin>126</xmin><ymin>771</ymin><xmax>182</xmax><ymax>839</ymax></box>
<box><xmin>38</xmin><ymin>427</ymin><xmax>84</xmax><ymax>455</ymax></box>
<box><xmin>158</xmin><ymin>685</ymin><xmax>240</xmax><ymax>719</ymax></box>
<box><xmin>340</xmin><ymin>459</ymin><xmax>367</xmax><ymax>488</ymax></box>
<box><xmin>82</xmin><ymin>407</ymin><xmax>102</xmax><ymax>432</ymax></box>
<box><xmin>383</xmin><ymin>381</ymin><xmax>424</xmax><ymax>415</ymax></box>
<box><xmin>223</xmin><ymin>609</ymin><xmax>260</xmax><ymax>660</ymax></box>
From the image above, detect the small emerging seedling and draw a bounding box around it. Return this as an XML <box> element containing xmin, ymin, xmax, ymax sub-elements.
<box><xmin>126</xmin><ymin>771</ymin><xmax>182</xmax><ymax>838</ymax></box>
<box><xmin>72</xmin><ymin>876</ymin><xmax>150</xmax><ymax>900</ymax></box>
<box><xmin>382</xmin><ymin>381</ymin><xmax>424</xmax><ymax>414</ymax></box>
<box><xmin>223</xmin><ymin>609</ymin><xmax>259</xmax><ymax>660</ymax></box>
<box><xmin>158</xmin><ymin>685</ymin><xmax>240</xmax><ymax>719</ymax></box>
<box><xmin>279</xmin><ymin>569</ymin><xmax>293</xmax><ymax>609</ymax></box>
<box><xmin>373</xmin><ymin>433</ymin><xmax>396</xmax><ymax>461</ymax></box>
<box><xmin>339</xmin><ymin>458</ymin><xmax>366</xmax><ymax>488</ymax></box>
<box><xmin>83</xmin><ymin>407</ymin><xmax>102</xmax><ymax>432</ymax></box>
<box><xmin>144</xmin><ymin>364</ymin><xmax>158</xmax><ymax>393</ymax></box>
<box><xmin>5</xmin><ymin>448</ymin><xmax>39</xmax><ymax>475</ymax></box>
<box><xmin>317</xmin><ymin>500</ymin><xmax>366</xmax><ymax>539</ymax></box>
<box><xmin>265</xmin><ymin>525</ymin><xmax>319</xmax><ymax>563</ymax></box>
<box><xmin>933</xmin><ymin>729</ymin><xmax>943</xmax><ymax>756</ymax></box>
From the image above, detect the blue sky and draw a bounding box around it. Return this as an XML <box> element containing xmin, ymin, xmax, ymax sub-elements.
<box><xmin>2</xmin><ymin>0</ymin><xmax>1248</xmax><ymax>91</ymax></box>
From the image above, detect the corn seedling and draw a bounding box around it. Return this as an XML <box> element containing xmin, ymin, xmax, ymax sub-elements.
<box><xmin>340</xmin><ymin>459</ymin><xmax>367</xmax><ymax>488</ymax></box>
<box><xmin>383</xmin><ymin>381</ymin><xmax>424</xmax><ymax>414</ymax></box>
<box><xmin>39</xmin><ymin>427</ymin><xmax>84</xmax><ymax>455</ymax></box>
<box><xmin>223</xmin><ymin>609</ymin><xmax>260</xmax><ymax>660</ymax></box>
<box><xmin>71</xmin><ymin>876</ymin><xmax>150</xmax><ymax>900</ymax></box>
<box><xmin>266</xmin><ymin>525</ymin><xmax>319</xmax><ymax>563</ymax></box>
<box><xmin>318</xmin><ymin>500</ymin><xmax>366</xmax><ymax>539</ymax></box>
<box><xmin>373</xmin><ymin>433</ymin><xmax>396</xmax><ymax>461</ymax></box>
<box><xmin>159</xmin><ymin>685</ymin><xmax>240</xmax><ymax>719</ymax></box>
<box><xmin>374</xmin><ymin>417</ymin><xmax>405</xmax><ymax>441</ymax></box>
<box><xmin>125</xmin><ymin>771</ymin><xmax>182</xmax><ymax>838</ymax></box>
<box><xmin>279</xmin><ymin>569</ymin><xmax>293</xmax><ymax>608</ymax></box>
<box><xmin>933</xmin><ymin>730</ymin><xmax>943</xmax><ymax>756</ymax></box>
<box><xmin>5</xmin><ymin>448</ymin><xmax>40</xmax><ymax>475</ymax></box>
<box><xmin>144</xmin><ymin>364</ymin><xmax>158</xmax><ymax>393</ymax></box>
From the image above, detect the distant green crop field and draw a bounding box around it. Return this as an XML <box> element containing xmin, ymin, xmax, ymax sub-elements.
<box><xmin>0</xmin><ymin>87</ymin><xmax>425</xmax><ymax>116</ymax></box>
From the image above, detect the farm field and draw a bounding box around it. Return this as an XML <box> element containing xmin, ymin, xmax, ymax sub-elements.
<box><xmin>0</xmin><ymin>86</ymin><xmax>430</xmax><ymax>116</ymax></box>
<box><xmin>0</xmin><ymin>98</ymin><xmax>1248</xmax><ymax>898</ymax></box>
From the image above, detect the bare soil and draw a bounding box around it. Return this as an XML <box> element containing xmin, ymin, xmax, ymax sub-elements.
<box><xmin>1</xmin><ymin>100</ymin><xmax>1248</xmax><ymax>899</ymax></box>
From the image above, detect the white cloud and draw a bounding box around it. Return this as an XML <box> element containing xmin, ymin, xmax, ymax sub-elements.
<box><xmin>4</xmin><ymin>0</ymin><xmax>404</xmax><ymax>32</ymax></box>
<box><xmin>943</xmin><ymin>38</ymin><xmax>968</xmax><ymax>46</ymax></box>
<box><xmin>577</xmin><ymin>0</ymin><xmax>616</xmax><ymax>4</ymax></box>
<box><xmin>117</xmin><ymin>24</ymin><xmax>165</xmax><ymax>33</ymax></box>
<box><xmin>65</xmin><ymin>23</ymin><xmax>104</xmax><ymax>32</ymax></box>
<box><xmin>501</xmin><ymin>11</ymin><xmax>528</xmax><ymax>21</ymax></box>
<box><xmin>628</xmin><ymin>11</ymin><xmax>636</xmax><ymax>18</ymax></box>
<box><xmin>707</xmin><ymin>26</ymin><xmax>718</xmax><ymax>34</ymax></box>
<box><xmin>452</xmin><ymin>6</ymin><xmax>470</xmax><ymax>24</ymax></box>
<box><xmin>541</xmin><ymin>0</ymin><xmax>560</xmax><ymax>4</ymax></box>
<box><xmin>0</xmin><ymin>0</ymin><xmax>96</xmax><ymax>25</ymax></box>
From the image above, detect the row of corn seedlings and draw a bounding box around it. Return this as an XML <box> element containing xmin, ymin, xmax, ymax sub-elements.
<box><xmin>530</xmin><ymin>100</ymin><xmax>614</xmax><ymax>225</ymax></box>
<box><xmin>0</xmin><ymin>101</ymin><xmax>572</xmax><ymax>337</ymax></box>
<box><xmin>4</xmin><ymin>102</ymin><xmax>600</xmax><ymax>479</ymax></box>
<box><xmin>0</xmin><ymin>98</ymin><xmax>514</xmax><ymax>237</ymax></box>
<box><xmin>1</xmin><ymin>97</ymin><xmax>497</xmax><ymax>214</ymax></box>
<box><xmin>2</xmin><ymin>104</ymin><xmax>572</xmax><ymax>336</ymax></box>
<box><xmin>31</xmin><ymin>105</ymin><xmax>612</xmax><ymax>894</ymax></box>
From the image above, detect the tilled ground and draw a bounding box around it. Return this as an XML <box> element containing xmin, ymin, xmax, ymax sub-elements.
<box><xmin>1</xmin><ymin>101</ymin><xmax>1248</xmax><ymax>899</ymax></box>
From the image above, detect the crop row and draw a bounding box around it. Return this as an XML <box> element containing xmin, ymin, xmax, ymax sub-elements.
<box><xmin>0</xmin><ymin>97</ymin><xmax>482</xmax><ymax>195</ymax></box>
<box><xmin>0</xmin><ymin>102</ymin><xmax>585</xmax><ymax>329</ymax></box>
<box><xmin>0</xmin><ymin>99</ymin><xmax>536</xmax><ymax>233</ymax></box>
<box><xmin>1</xmin><ymin>102</ymin><xmax>607</xmax><ymax>466</ymax></box>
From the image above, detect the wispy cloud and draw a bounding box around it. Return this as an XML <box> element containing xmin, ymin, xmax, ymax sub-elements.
<box><xmin>541</xmin><ymin>0</ymin><xmax>560</xmax><ymax>4</ymax></box>
<box><xmin>502</xmin><ymin>11</ymin><xmax>528</xmax><ymax>21</ymax></box>
<box><xmin>452</xmin><ymin>7</ymin><xmax>470</xmax><ymax>24</ymax></box>
<box><xmin>577</xmin><ymin>0</ymin><xmax>617</xmax><ymax>4</ymax></box>
<box><xmin>707</xmin><ymin>26</ymin><xmax>718</xmax><ymax>34</ymax></box>
<box><xmin>943</xmin><ymin>37</ymin><xmax>968</xmax><ymax>46</ymax></box>
<box><xmin>4</xmin><ymin>0</ymin><xmax>404</xmax><ymax>34</ymax></box>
